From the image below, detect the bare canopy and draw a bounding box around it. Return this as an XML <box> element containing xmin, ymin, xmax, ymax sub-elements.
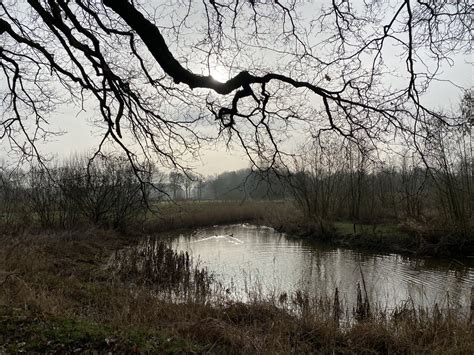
<box><xmin>0</xmin><ymin>0</ymin><xmax>471</xmax><ymax>171</ymax></box>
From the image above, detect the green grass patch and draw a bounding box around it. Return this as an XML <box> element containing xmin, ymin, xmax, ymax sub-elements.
<box><xmin>0</xmin><ymin>306</ymin><xmax>203</xmax><ymax>353</ymax></box>
<box><xmin>334</xmin><ymin>221</ymin><xmax>406</xmax><ymax>237</ymax></box>
<box><xmin>332</xmin><ymin>221</ymin><xmax>418</xmax><ymax>253</ymax></box>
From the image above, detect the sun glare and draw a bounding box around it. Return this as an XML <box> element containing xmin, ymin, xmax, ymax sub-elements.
<box><xmin>210</xmin><ymin>65</ymin><xmax>229</xmax><ymax>83</ymax></box>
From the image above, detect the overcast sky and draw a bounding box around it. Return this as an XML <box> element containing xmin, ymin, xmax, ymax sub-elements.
<box><xmin>1</xmin><ymin>1</ymin><xmax>471</xmax><ymax>176</ymax></box>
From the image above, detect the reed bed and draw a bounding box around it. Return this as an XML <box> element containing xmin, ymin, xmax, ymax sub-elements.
<box><xmin>109</xmin><ymin>238</ymin><xmax>212</xmax><ymax>299</ymax></box>
<box><xmin>142</xmin><ymin>200</ymin><xmax>274</xmax><ymax>234</ymax></box>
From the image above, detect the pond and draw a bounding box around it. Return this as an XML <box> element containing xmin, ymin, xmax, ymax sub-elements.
<box><xmin>171</xmin><ymin>224</ymin><xmax>474</xmax><ymax>311</ymax></box>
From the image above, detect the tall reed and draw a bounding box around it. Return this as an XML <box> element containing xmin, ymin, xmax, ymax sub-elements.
<box><xmin>109</xmin><ymin>238</ymin><xmax>212</xmax><ymax>299</ymax></box>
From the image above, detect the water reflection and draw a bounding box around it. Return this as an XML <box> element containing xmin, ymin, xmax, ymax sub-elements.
<box><xmin>170</xmin><ymin>224</ymin><xmax>474</xmax><ymax>310</ymax></box>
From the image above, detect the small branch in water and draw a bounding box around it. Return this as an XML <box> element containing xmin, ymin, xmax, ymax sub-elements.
<box><xmin>354</xmin><ymin>265</ymin><xmax>371</xmax><ymax>321</ymax></box>
<box><xmin>470</xmin><ymin>286</ymin><xmax>473</xmax><ymax>324</ymax></box>
<box><xmin>333</xmin><ymin>287</ymin><xmax>342</xmax><ymax>326</ymax></box>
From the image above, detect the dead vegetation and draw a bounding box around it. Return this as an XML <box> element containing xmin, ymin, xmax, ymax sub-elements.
<box><xmin>109</xmin><ymin>237</ymin><xmax>213</xmax><ymax>299</ymax></box>
<box><xmin>0</xmin><ymin>230</ymin><xmax>472</xmax><ymax>353</ymax></box>
<box><xmin>142</xmin><ymin>200</ymin><xmax>272</xmax><ymax>234</ymax></box>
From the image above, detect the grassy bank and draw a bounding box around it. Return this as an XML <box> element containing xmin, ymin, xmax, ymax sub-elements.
<box><xmin>1</xmin><ymin>228</ymin><xmax>473</xmax><ymax>353</ymax></box>
<box><xmin>263</xmin><ymin>202</ymin><xmax>474</xmax><ymax>257</ymax></box>
<box><xmin>3</xmin><ymin>198</ymin><xmax>472</xmax><ymax>257</ymax></box>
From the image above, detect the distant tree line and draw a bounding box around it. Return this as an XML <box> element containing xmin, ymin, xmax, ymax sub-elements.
<box><xmin>163</xmin><ymin>169</ymin><xmax>289</xmax><ymax>201</ymax></box>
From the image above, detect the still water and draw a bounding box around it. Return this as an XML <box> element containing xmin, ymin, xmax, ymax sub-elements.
<box><xmin>171</xmin><ymin>224</ymin><xmax>474</xmax><ymax>310</ymax></box>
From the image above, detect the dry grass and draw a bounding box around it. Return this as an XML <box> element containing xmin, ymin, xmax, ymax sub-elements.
<box><xmin>1</xmin><ymin>229</ymin><xmax>472</xmax><ymax>353</ymax></box>
<box><xmin>109</xmin><ymin>237</ymin><xmax>213</xmax><ymax>300</ymax></box>
<box><xmin>142</xmin><ymin>200</ymin><xmax>280</xmax><ymax>234</ymax></box>
<box><xmin>4</xmin><ymin>198</ymin><xmax>470</xmax><ymax>257</ymax></box>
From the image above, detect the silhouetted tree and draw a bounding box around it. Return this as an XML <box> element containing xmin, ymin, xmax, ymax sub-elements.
<box><xmin>0</xmin><ymin>1</ymin><xmax>470</xmax><ymax>173</ymax></box>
